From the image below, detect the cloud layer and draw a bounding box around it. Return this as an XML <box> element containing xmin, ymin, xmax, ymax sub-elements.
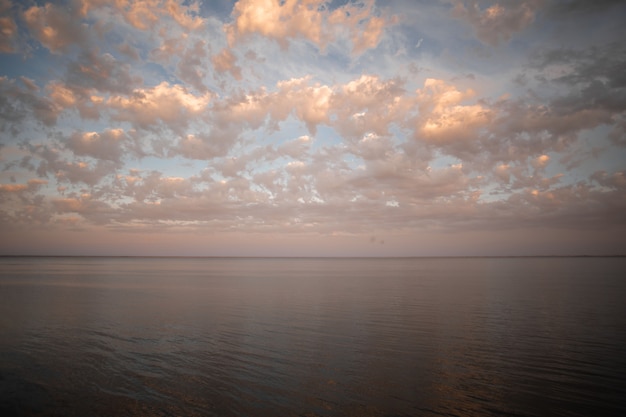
<box><xmin>1</xmin><ymin>0</ymin><xmax>625</xmax><ymax>256</ymax></box>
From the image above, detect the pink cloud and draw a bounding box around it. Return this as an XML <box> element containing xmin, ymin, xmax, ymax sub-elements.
<box><xmin>66</xmin><ymin>129</ymin><xmax>128</xmax><ymax>163</ymax></box>
<box><xmin>226</xmin><ymin>0</ymin><xmax>394</xmax><ymax>54</ymax></box>
<box><xmin>211</xmin><ymin>47</ymin><xmax>243</xmax><ymax>81</ymax></box>
<box><xmin>80</xmin><ymin>0</ymin><xmax>204</xmax><ymax>31</ymax></box>
<box><xmin>107</xmin><ymin>82</ymin><xmax>211</xmax><ymax>133</ymax></box>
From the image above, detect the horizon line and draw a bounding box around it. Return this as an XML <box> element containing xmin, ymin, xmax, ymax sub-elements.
<box><xmin>1</xmin><ymin>254</ymin><xmax>625</xmax><ymax>259</ymax></box>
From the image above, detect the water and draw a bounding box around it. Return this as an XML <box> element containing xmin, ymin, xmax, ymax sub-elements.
<box><xmin>0</xmin><ymin>257</ymin><xmax>625</xmax><ymax>416</ymax></box>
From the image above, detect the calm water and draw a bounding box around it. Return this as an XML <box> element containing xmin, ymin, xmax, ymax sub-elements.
<box><xmin>0</xmin><ymin>257</ymin><xmax>625</xmax><ymax>417</ymax></box>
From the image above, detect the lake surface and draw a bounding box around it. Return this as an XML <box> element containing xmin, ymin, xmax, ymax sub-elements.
<box><xmin>0</xmin><ymin>256</ymin><xmax>625</xmax><ymax>416</ymax></box>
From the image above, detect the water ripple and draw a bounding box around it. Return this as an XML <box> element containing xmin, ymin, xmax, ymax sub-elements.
<box><xmin>1</xmin><ymin>257</ymin><xmax>625</xmax><ymax>416</ymax></box>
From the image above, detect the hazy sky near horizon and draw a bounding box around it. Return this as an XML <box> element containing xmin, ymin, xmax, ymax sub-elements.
<box><xmin>1</xmin><ymin>0</ymin><xmax>625</xmax><ymax>256</ymax></box>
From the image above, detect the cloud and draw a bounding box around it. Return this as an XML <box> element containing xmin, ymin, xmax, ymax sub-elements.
<box><xmin>53</xmin><ymin>194</ymin><xmax>116</xmax><ymax>225</ymax></box>
<box><xmin>187</xmin><ymin>74</ymin><xmax>404</xmax><ymax>142</ymax></box>
<box><xmin>0</xmin><ymin>0</ymin><xmax>17</xmax><ymax>53</ymax></box>
<box><xmin>19</xmin><ymin>142</ymin><xmax>119</xmax><ymax>186</ymax></box>
<box><xmin>177</xmin><ymin>40</ymin><xmax>211</xmax><ymax>92</ymax></box>
<box><xmin>117</xmin><ymin>42</ymin><xmax>140</xmax><ymax>60</ymax></box>
<box><xmin>5</xmin><ymin>61</ymin><xmax>619</xmax><ymax>235</ymax></box>
<box><xmin>19</xmin><ymin>77</ymin><xmax>38</xmax><ymax>92</ymax></box>
<box><xmin>277</xmin><ymin>135</ymin><xmax>312</xmax><ymax>159</ymax></box>
<box><xmin>0</xmin><ymin>178</ymin><xmax>51</xmax><ymax>227</ymax></box>
<box><xmin>451</xmin><ymin>0</ymin><xmax>544</xmax><ymax>46</ymax></box>
<box><xmin>416</xmin><ymin>78</ymin><xmax>492</xmax><ymax>146</ymax></box>
<box><xmin>211</xmin><ymin>88</ymin><xmax>272</xmax><ymax>131</ymax></box>
<box><xmin>80</xmin><ymin>0</ymin><xmax>204</xmax><ymax>31</ymax></box>
<box><xmin>475</xmin><ymin>43</ymin><xmax>626</xmax><ymax>170</ymax></box>
<box><xmin>0</xmin><ymin>76</ymin><xmax>60</xmax><ymax>132</ymax></box>
<box><xmin>531</xmin><ymin>154</ymin><xmax>549</xmax><ymax>169</ymax></box>
<box><xmin>527</xmin><ymin>44</ymin><xmax>626</xmax><ymax>123</ymax></box>
<box><xmin>46</xmin><ymin>81</ymin><xmax>103</xmax><ymax>120</ymax></box>
<box><xmin>225</xmin><ymin>0</ymin><xmax>394</xmax><ymax>54</ymax></box>
<box><xmin>107</xmin><ymin>82</ymin><xmax>211</xmax><ymax>133</ymax></box>
<box><xmin>546</xmin><ymin>0</ymin><xmax>624</xmax><ymax>15</ymax></box>
<box><xmin>0</xmin><ymin>178</ymin><xmax>47</xmax><ymax>194</ymax></box>
<box><xmin>352</xmin><ymin>133</ymin><xmax>394</xmax><ymax>161</ymax></box>
<box><xmin>225</xmin><ymin>0</ymin><xmax>326</xmax><ymax>49</ymax></box>
<box><xmin>164</xmin><ymin>0</ymin><xmax>204</xmax><ymax>30</ymax></box>
<box><xmin>609</xmin><ymin>115</ymin><xmax>626</xmax><ymax>146</ymax></box>
<box><xmin>274</xmin><ymin>76</ymin><xmax>333</xmax><ymax>134</ymax></box>
<box><xmin>211</xmin><ymin>47</ymin><xmax>243</xmax><ymax>80</ymax></box>
<box><xmin>327</xmin><ymin>0</ymin><xmax>392</xmax><ymax>55</ymax></box>
<box><xmin>73</xmin><ymin>0</ymin><xmax>207</xmax><ymax>74</ymax></box>
<box><xmin>1</xmin><ymin>0</ymin><xmax>625</xmax><ymax>255</ymax></box>
<box><xmin>494</xmin><ymin>163</ymin><xmax>510</xmax><ymax>183</ymax></box>
<box><xmin>174</xmin><ymin>129</ymin><xmax>239</xmax><ymax>160</ymax></box>
<box><xmin>66</xmin><ymin>129</ymin><xmax>128</xmax><ymax>163</ymax></box>
<box><xmin>23</xmin><ymin>3</ymin><xmax>89</xmax><ymax>53</ymax></box>
<box><xmin>591</xmin><ymin>170</ymin><xmax>626</xmax><ymax>191</ymax></box>
<box><xmin>330</xmin><ymin>74</ymin><xmax>406</xmax><ymax>139</ymax></box>
<box><xmin>66</xmin><ymin>51</ymin><xmax>141</xmax><ymax>94</ymax></box>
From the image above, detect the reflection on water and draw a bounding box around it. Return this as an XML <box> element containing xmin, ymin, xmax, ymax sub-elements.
<box><xmin>1</xmin><ymin>257</ymin><xmax>625</xmax><ymax>416</ymax></box>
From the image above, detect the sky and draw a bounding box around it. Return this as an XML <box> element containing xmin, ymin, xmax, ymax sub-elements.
<box><xmin>0</xmin><ymin>0</ymin><xmax>625</xmax><ymax>257</ymax></box>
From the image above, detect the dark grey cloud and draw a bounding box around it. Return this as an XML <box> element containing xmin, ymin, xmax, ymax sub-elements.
<box><xmin>66</xmin><ymin>51</ymin><xmax>142</xmax><ymax>95</ymax></box>
<box><xmin>0</xmin><ymin>76</ymin><xmax>58</xmax><ymax>134</ymax></box>
<box><xmin>546</xmin><ymin>0</ymin><xmax>625</xmax><ymax>15</ymax></box>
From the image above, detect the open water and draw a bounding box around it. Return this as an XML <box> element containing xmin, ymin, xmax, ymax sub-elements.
<box><xmin>0</xmin><ymin>256</ymin><xmax>625</xmax><ymax>416</ymax></box>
